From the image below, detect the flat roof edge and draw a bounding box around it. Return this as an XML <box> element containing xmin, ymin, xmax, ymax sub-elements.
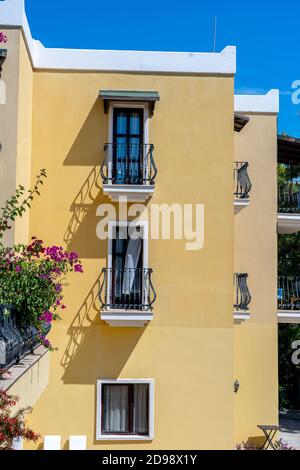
<box><xmin>0</xmin><ymin>1</ymin><xmax>236</xmax><ymax>74</ymax></box>
<box><xmin>234</xmin><ymin>89</ymin><xmax>280</xmax><ymax>114</ymax></box>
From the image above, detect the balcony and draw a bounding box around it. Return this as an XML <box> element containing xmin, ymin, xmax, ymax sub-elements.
<box><xmin>0</xmin><ymin>48</ymin><xmax>7</xmax><ymax>78</ymax></box>
<box><xmin>101</xmin><ymin>143</ymin><xmax>157</xmax><ymax>202</ymax></box>
<box><xmin>99</xmin><ymin>267</ymin><xmax>156</xmax><ymax>326</ymax></box>
<box><xmin>0</xmin><ymin>305</ymin><xmax>50</xmax><ymax>409</ymax></box>
<box><xmin>234</xmin><ymin>162</ymin><xmax>252</xmax><ymax>213</ymax></box>
<box><xmin>278</xmin><ymin>183</ymin><xmax>300</xmax><ymax>234</ymax></box>
<box><xmin>233</xmin><ymin>273</ymin><xmax>251</xmax><ymax>322</ymax></box>
<box><xmin>0</xmin><ymin>305</ymin><xmax>51</xmax><ymax>369</ymax></box>
<box><xmin>278</xmin><ymin>276</ymin><xmax>300</xmax><ymax>323</ymax></box>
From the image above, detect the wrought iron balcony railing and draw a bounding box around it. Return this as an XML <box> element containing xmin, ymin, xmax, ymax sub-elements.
<box><xmin>101</xmin><ymin>143</ymin><xmax>157</xmax><ymax>185</ymax></box>
<box><xmin>278</xmin><ymin>182</ymin><xmax>300</xmax><ymax>213</ymax></box>
<box><xmin>99</xmin><ymin>268</ymin><xmax>156</xmax><ymax>311</ymax></box>
<box><xmin>0</xmin><ymin>49</ymin><xmax>7</xmax><ymax>78</ymax></box>
<box><xmin>234</xmin><ymin>273</ymin><xmax>251</xmax><ymax>311</ymax></box>
<box><xmin>0</xmin><ymin>305</ymin><xmax>50</xmax><ymax>369</ymax></box>
<box><xmin>234</xmin><ymin>162</ymin><xmax>252</xmax><ymax>199</ymax></box>
<box><xmin>278</xmin><ymin>276</ymin><xmax>300</xmax><ymax>311</ymax></box>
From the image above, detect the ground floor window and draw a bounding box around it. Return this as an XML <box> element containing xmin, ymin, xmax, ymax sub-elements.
<box><xmin>96</xmin><ymin>379</ymin><xmax>154</xmax><ymax>440</ymax></box>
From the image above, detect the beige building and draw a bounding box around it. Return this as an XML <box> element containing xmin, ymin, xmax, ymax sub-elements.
<box><xmin>0</xmin><ymin>0</ymin><xmax>285</xmax><ymax>450</ymax></box>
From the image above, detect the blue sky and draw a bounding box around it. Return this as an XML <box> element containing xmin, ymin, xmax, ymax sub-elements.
<box><xmin>25</xmin><ymin>0</ymin><xmax>300</xmax><ymax>137</ymax></box>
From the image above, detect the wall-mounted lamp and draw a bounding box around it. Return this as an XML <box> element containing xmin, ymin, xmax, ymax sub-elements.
<box><xmin>234</xmin><ymin>379</ymin><xmax>240</xmax><ymax>393</ymax></box>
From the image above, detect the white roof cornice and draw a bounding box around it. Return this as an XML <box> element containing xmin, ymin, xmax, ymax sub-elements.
<box><xmin>234</xmin><ymin>89</ymin><xmax>279</xmax><ymax>114</ymax></box>
<box><xmin>0</xmin><ymin>0</ymin><xmax>236</xmax><ymax>74</ymax></box>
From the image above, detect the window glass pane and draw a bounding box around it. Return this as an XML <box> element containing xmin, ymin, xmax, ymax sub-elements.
<box><xmin>132</xmin><ymin>384</ymin><xmax>149</xmax><ymax>435</ymax></box>
<box><xmin>112</xmin><ymin>230</ymin><xmax>128</xmax><ymax>305</ymax></box>
<box><xmin>129</xmin><ymin>137</ymin><xmax>141</xmax><ymax>183</ymax></box>
<box><xmin>129</xmin><ymin>112</ymin><xmax>140</xmax><ymax>135</ymax></box>
<box><xmin>116</xmin><ymin>112</ymin><xmax>127</xmax><ymax>134</ymax></box>
<box><xmin>114</xmin><ymin>136</ymin><xmax>127</xmax><ymax>183</ymax></box>
<box><xmin>129</xmin><ymin>137</ymin><xmax>140</xmax><ymax>160</ymax></box>
<box><xmin>102</xmin><ymin>385</ymin><xmax>129</xmax><ymax>433</ymax></box>
<box><xmin>116</xmin><ymin>136</ymin><xmax>127</xmax><ymax>153</ymax></box>
<box><xmin>122</xmin><ymin>237</ymin><xmax>142</xmax><ymax>300</ymax></box>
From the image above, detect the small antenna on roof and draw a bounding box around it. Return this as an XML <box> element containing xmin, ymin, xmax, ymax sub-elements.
<box><xmin>213</xmin><ymin>16</ymin><xmax>217</xmax><ymax>52</ymax></box>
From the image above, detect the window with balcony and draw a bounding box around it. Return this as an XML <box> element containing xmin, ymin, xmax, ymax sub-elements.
<box><xmin>100</xmin><ymin>90</ymin><xmax>159</xmax><ymax>202</ymax></box>
<box><xmin>278</xmin><ymin>276</ymin><xmax>300</xmax><ymax>323</ymax></box>
<box><xmin>96</xmin><ymin>379</ymin><xmax>154</xmax><ymax>440</ymax></box>
<box><xmin>99</xmin><ymin>222</ymin><xmax>156</xmax><ymax>326</ymax></box>
<box><xmin>278</xmin><ymin>136</ymin><xmax>300</xmax><ymax>234</ymax></box>
<box><xmin>278</xmin><ymin>276</ymin><xmax>300</xmax><ymax>311</ymax></box>
<box><xmin>278</xmin><ymin>183</ymin><xmax>300</xmax><ymax>213</ymax></box>
<box><xmin>107</xmin><ymin>108</ymin><xmax>148</xmax><ymax>185</ymax></box>
<box><xmin>234</xmin><ymin>162</ymin><xmax>252</xmax><ymax>212</ymax></box>
<box><xmin>233</xmin><ymin>273</ymin><xmax>251</xmax><ymax>322</ymax></box>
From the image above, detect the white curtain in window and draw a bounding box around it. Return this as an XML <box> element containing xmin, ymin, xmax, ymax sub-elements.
<box><xmin>103</xmin><ymin>385</ymin><xmax>129</xmax><ymax>433</ymax></box>
<box><xmin>133</xmin><ymin>384</ymin><xmax>148</xmax><ymax>435</ymax></box>
<box><xmin>122</xmin><ymin>236</ymin><xmax>142</xmax><ymax>295</ymax></box>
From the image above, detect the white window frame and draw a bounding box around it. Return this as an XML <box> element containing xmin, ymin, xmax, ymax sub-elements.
<box><xmin>106</xmin><ymin>101</ymin><xmax>150</xmax><ymax>183</ymax></box>
<box><xmin>96</xmin><ymin>379</ymin><xmax>154</xmax><ymax>441</ymax></box>
<box><xmin>106</xmin><ymin>220</ymin><xmax>149</xmax><ymax>311</ymax></box>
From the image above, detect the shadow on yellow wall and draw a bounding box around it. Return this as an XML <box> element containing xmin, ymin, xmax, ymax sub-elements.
<box><xmin>61</xmin><ymin>272</ymin><xmax>145</xmax><ymax>385</ymax></box>
<box><xmin>61</xmin><ymin>100</ymin><xmax>109</xmax><ymax>258</ymax></box>
<box><xmin>63</xmin><ymin>100</ymin><xmax>106</xmax><ymax>167</ymax></box>
<box><xmin>63</xmin><ymin>167</ymin><xmax>106</xmax><ymax>259</ymax></box>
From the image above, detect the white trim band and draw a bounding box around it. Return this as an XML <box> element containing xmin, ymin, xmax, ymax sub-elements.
<box><xmin>278</xmin><ymin>213</ymin><xmax>300</xmax><ymax>234</ymax></box>
<box><xmin>278</xmin><ymin>311</ymin><xmax>300</xmax><ymax>324</ymax></box>
<box><xmin>0</xmin><ymin>1</ymin><xmax>236</xmax><ymax>74</ymax></box>
<box><xmin>234</xmin><ymin>89</ymin><xmax>279</xmax><ymax>114</ymax></box>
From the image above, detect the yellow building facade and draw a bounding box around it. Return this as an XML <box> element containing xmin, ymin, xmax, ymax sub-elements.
<box><xmin>0</xmin><ymin>0</ymin><xmax>280</xmax><ymax>450</ymax></box>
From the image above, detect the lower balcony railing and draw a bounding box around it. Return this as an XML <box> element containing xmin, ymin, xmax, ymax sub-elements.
<box><xmin>0</xmin><ymin>305</ymin><xmax>51</xmax><ymax>369</ymax></box>
<box><xmin>99</xmin><ymin>268</ymin><xmax>156</xmax><ymax>312</ymax></box>
<box><xmin>278</xmin><ymin>276</ymin><xmax>300</xmax><ymax>311</ymax></box>
<box><xmin>278</xmin><ymin>182</ymin><xmax>300</xmax><ymax>213</ymax></box>
<box><xmin>101</xmin><ymin>143</ymin><xmax>157</xmax><ymax>186</ymax></box>
<box><xmin>234</xmin><ymin>273</ymin><xmax>251</xmax><ymax>312</ymax></box>
<box><xmin>234</xmin><ymin>162</ymin><xmax>252</xmax><ymax>199</ymax></box>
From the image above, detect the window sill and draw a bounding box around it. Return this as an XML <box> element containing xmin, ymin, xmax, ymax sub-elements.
<box><xmin>100</xmin><ymin>309</ymin><xmax>153</xmax><ymax>327</ymax></box>
<box><xmin>96</xmin><ymin>434</ymin><xmax>153</xmax><ymax>441</ymax></box>
<box><xmin>234</xmin><ymin>198</ymin><xmax>250</xmax><ymax>214</ymax></box>
<box><xmin>103</xmin><ymin>184</ymin><xmax>155</xmax><ymax>202</ymax></box>
<box><xmin>233</xmin><ymin>310</ymin><xmax>250</xmax><ymax>323</ymax></box>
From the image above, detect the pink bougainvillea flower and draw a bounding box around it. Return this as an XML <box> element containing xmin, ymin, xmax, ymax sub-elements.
<box><xmin>68</xmin><ymin>251</ymin><xmax>78</xmax><ymax>261</ymax></box>
<box><xmin>38</xmin><ymin>311</ymin><xmax>53</xmax><ymax>324</ymax></box>
<box><xmin>74</xmin><ymin>264</ymin><xmax>83</xmax><ymax>273</ymax></box>
<box><xmin>43</xmin><ymin>339</ymin><xmax>51</xmax><ymax>348</ymax></box>
<box><xmin>0</xmin><ymin>32</ymin><xmax>7</xmax><ymax>43</ymax></box>
<box><xmin>0</xmin><ymin>237</ymin><xmax>83</xmax><ymax>351</ymax></box>
<box><xmin>38</xmin><ymin>334</ymin><xmax>52</xmax><ymax>350</ymax></box>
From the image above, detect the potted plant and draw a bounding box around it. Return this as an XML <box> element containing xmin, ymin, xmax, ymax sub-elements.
<box><xmin>0</xmin><ymin>238</ymin><xmax>83</xmax><ymax>350</ymax></box>
<box><xmin>0</xmin><ymin>169</ymin><xmax>83</xmax><ymax>351</ymax></box>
